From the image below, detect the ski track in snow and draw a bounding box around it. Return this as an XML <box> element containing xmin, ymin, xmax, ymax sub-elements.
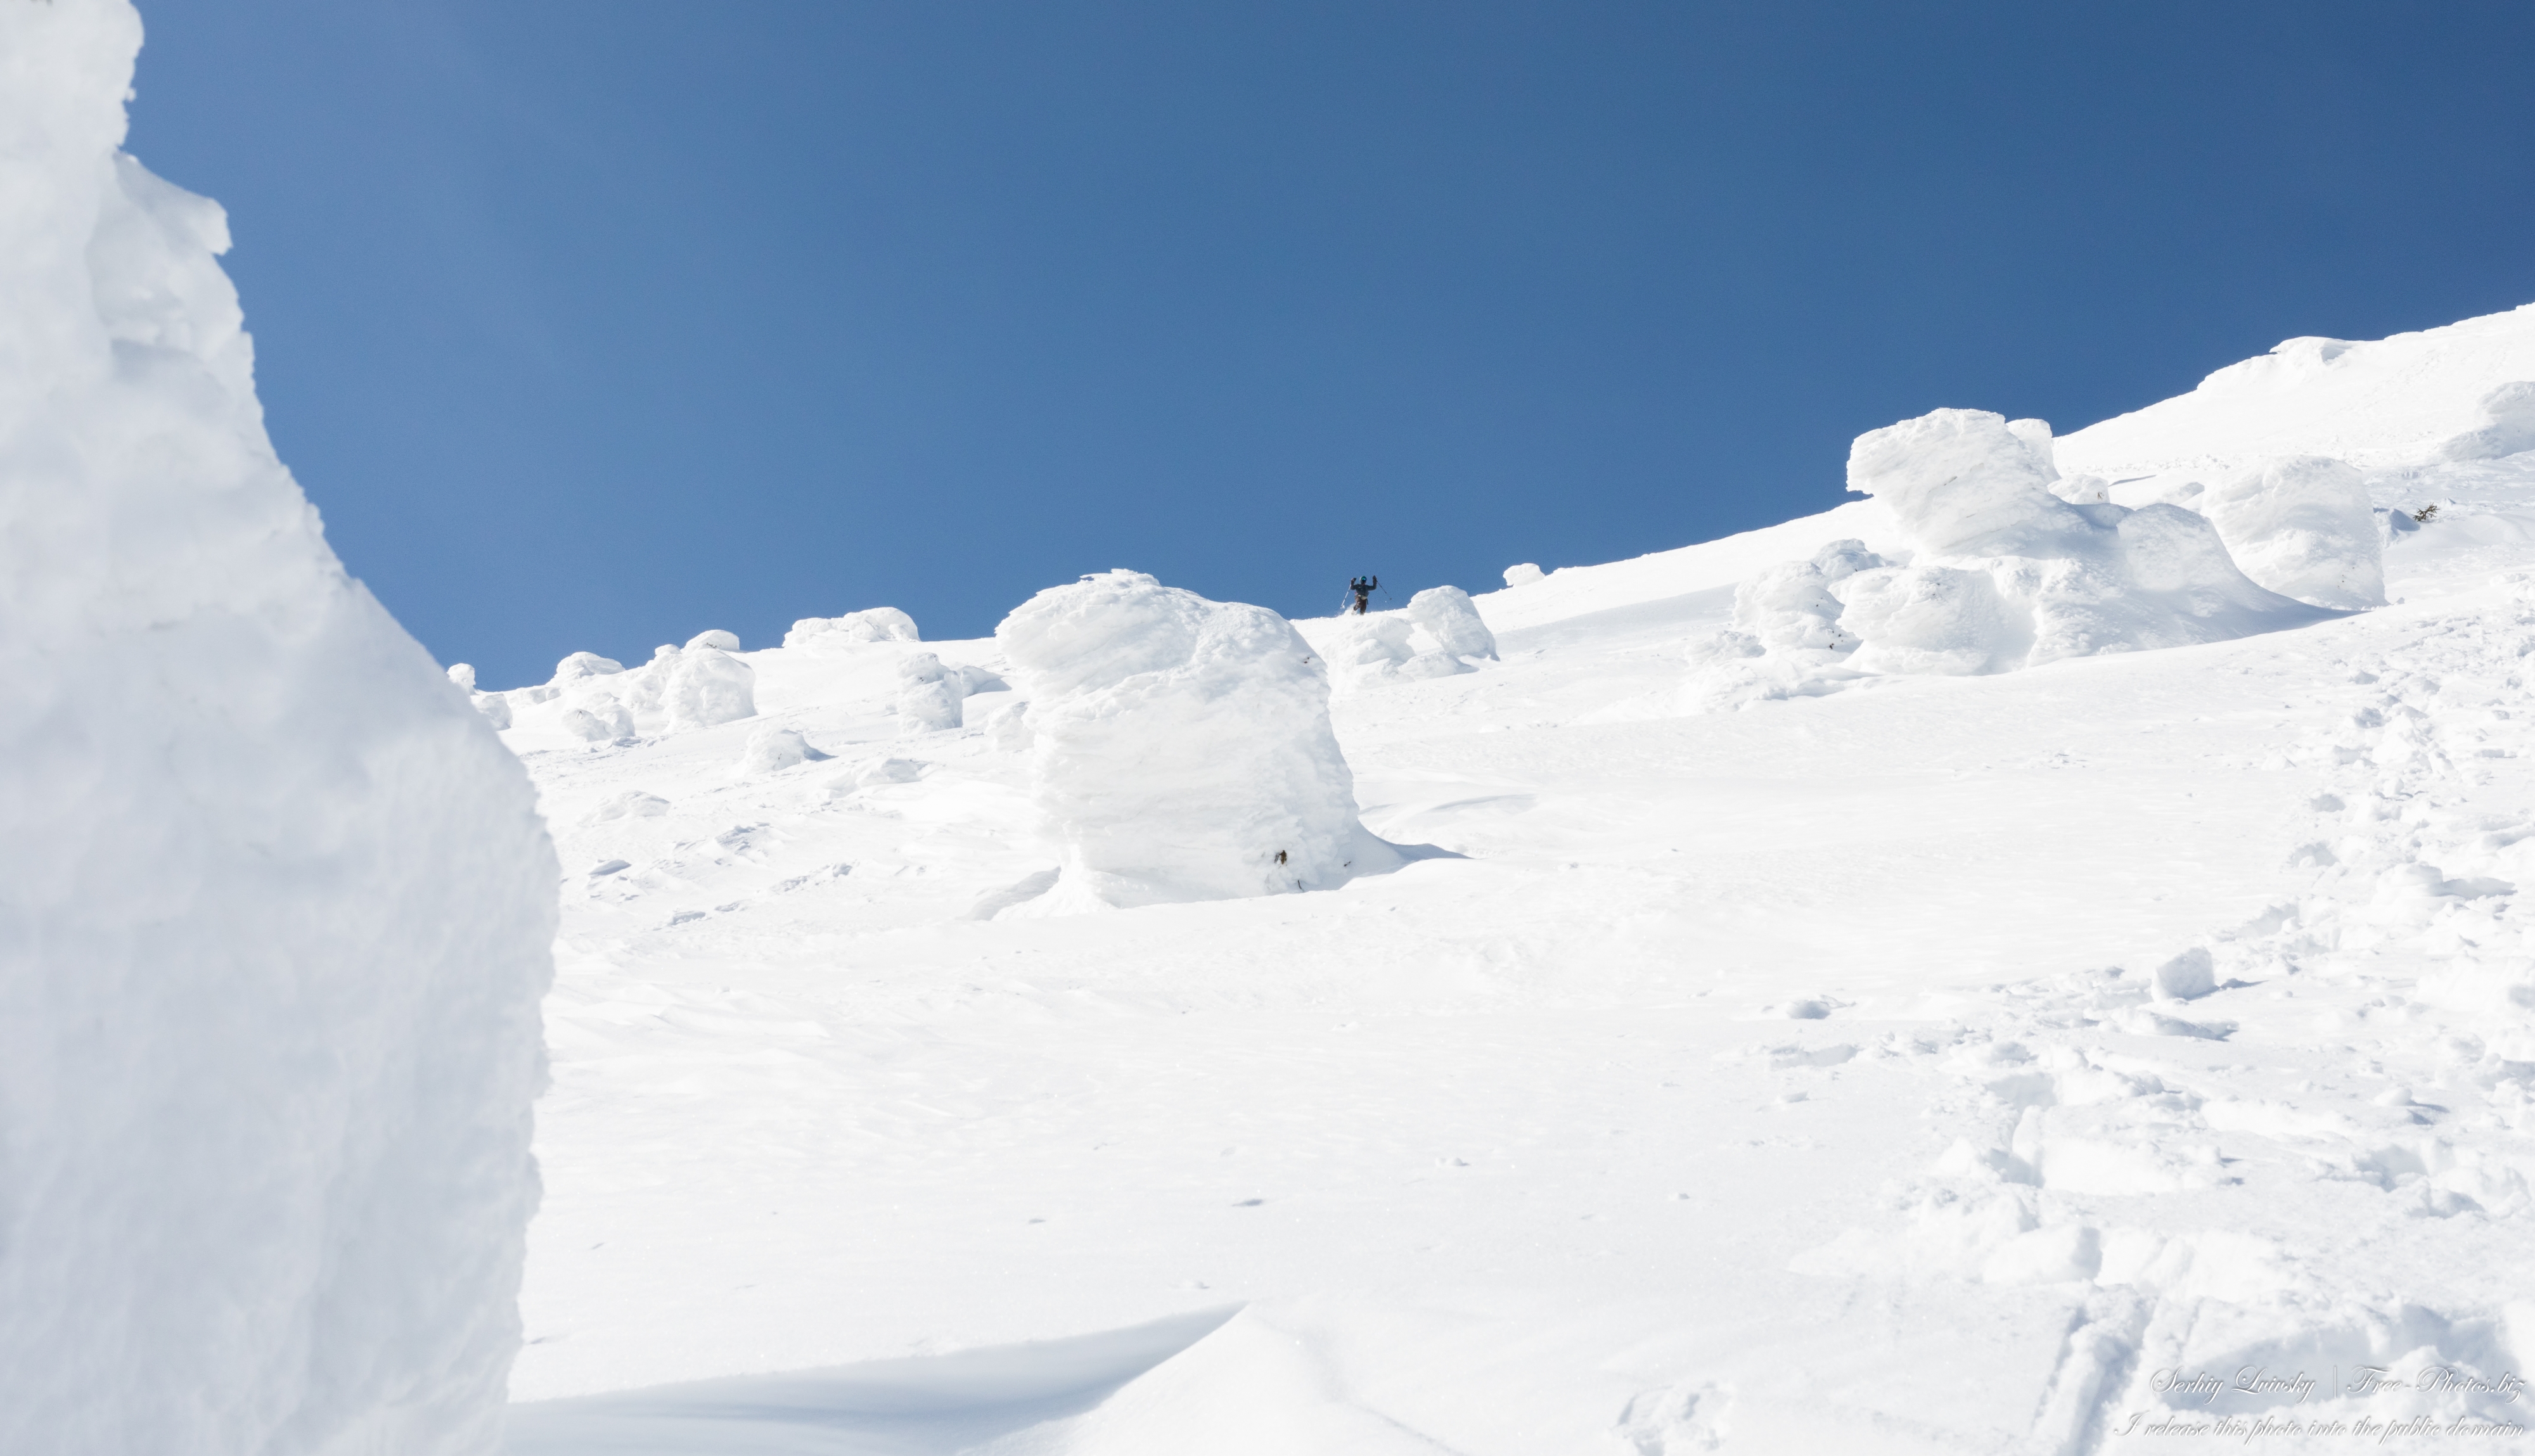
<box><xmin>501</xmin><ymin>366</ymin><xmax>2535</xmax><ymax>1448</ymax></box>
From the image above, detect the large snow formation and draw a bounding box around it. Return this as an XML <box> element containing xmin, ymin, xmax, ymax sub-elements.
<box><xmin>1679</xmin><ymin>409</ymin><xmax>2334</xmax><ymax>710</ymax></box>
<box><xmin>0</xmin><ymin>5</ymin><xmax>555</xmax><ymax>1452</ymax></box>
<box><xmin>992</xmin><ymin>571</ymin><xmax>1396</xmax><ymax>913</ymax></box>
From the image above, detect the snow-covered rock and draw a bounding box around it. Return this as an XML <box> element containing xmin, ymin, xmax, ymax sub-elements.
<box><xmin>2197</xmin><ymin>455</ymin><xmax>2385</xmax><ymax>609</ymax></box>
<box><xmin>1503</xmin><ymin>562</ymin><xmax>1545</xmax><ymax>586</ymax></box>
<box><xmin>993</xmin><ymin>570</ymin><xmax>1396</xmax><ymax>913</ymax></box>
<box><xmin>0</xmin><ymin>6</ymin><xmax>554</xmax><ymax>1449</ymax></box>
<box><xmin>685</xmin><ymin>628</ymin><xmax>741</xmax><ymax>651</ymax></box>
<box><xmin>784</xmin><ymin>607</ymin><xmax>920</xmax><ymax>651</ymax></box>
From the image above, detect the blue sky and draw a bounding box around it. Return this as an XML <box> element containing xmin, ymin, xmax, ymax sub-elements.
<box><xmin>131</xmin><ymin>1</ymin><xmax>2535</xmax><ymax>687</ymax></box>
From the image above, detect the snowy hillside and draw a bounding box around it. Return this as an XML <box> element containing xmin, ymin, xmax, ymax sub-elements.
<box><xmin>489</xmin><ymin>305</ymin><xmax>2535</xmax><ymax>1452</ymax></box>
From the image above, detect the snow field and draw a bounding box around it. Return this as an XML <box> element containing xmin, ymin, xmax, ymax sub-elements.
<box><xmin>503</xmin><ymin>303</ymin><xmax>2535</xmax><ymax>1453</ymax></box>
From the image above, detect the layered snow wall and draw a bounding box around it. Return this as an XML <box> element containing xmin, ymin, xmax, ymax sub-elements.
<box><xmin>0</xmin><ymin>5</ymin><xmax>555</xmax><ymax>1453</ymax></box>
<box><xmin>994</xmin><ymin>571</ymin><xmax>1396</xmax><ymax>912</ymax></box>
<box><xmin>1681</xmin><ymin>409</ymin><xmax>2338</xmax><ymax>712</ymax></box>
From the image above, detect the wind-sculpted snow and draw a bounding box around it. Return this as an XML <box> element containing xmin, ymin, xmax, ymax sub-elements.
<box><xmin>1671</xmin><ymin>409</ymin><xmax>2337</xmax><ymax>713</ymax></box>
<box><xmin>992</xmin><ymin>570</ymin><xmax>1399</xmax><ymax>912</ymax></box>
<box><xmin>0</xmin><ymin>4</ymin><xmax>554</xmax><ymax>1452</ymax></box>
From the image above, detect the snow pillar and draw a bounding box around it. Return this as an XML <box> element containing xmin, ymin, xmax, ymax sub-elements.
<box><xmin>0</xmin><ymin>4</ymin><xmax>556</xmax><ymax>1452</ymax></box>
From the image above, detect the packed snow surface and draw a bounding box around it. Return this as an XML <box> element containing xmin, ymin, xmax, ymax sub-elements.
<box><xmin>501</xmin><ymin>310</ymin><xmax>2535</xmax><ymax>1452</ymax></box>
<box><xmin>0</xmin><ymin>4</ymin><xmax>555</xmax><ymax>1453</ymax></box>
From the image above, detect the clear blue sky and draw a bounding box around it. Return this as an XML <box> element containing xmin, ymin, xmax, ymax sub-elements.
<box><xmin>130</xmin><ymin>1</ymin><xmax>2535</xmax><ymax>687</ymax></box>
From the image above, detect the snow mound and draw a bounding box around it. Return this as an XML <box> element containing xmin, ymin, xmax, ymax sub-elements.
<box><xmin>1403</xmin><ymin>585</ymin><xmax>1498</xmax><ymax>660</ymax></box>
<box><xmin>1299</xmin><ymin>584</ymin><xmax>1498</xmax><ymax>694</ymax></box>
<box><xmin>1503</xmin><ymin>562</ymin><xmax>1544</xmax><ymax>586</ymax></box>
<box><xmin>992</xmin><ymin>570</ymin><xmax>1397</xmax><ymax>913</ymax></box>
<box><xmin>665</xmin><ymin>646</ymin><xmax>755</xmax><ymax>731</ymax></box>
<box><xmin>784</xmin><ymin>607</ymin><xmax>920</xmax><ymax>651</ymax></box>
<box><xmin>0</xmin><ymin>5</ymin><xmax>554</xmax><ymax>1449</ymax></box>
<box><xmin>499</xmin><ymin>640</ymin><xmax>757</xmax><ymax>741</ymax></box>
<box><xmin>1676</xmin><ymin>409</ymin><xmax>2335</xmax><ymax>712</ymax></box>
<box><xmin>2437</xmin><ymin>381</ymin><xmax>2535</xmax><ymax>462</ymax></box>
<box><xmin>736</xmin><ymin>725</ymin><xmax>823</xmax><ymax>777</ymax></box>
<box><xmin>2198</xmin><ymin>455</ymin><xmax>2385</xmax><ymax>609</ymax></box>
<box><xmin>684</xmin><ymin>629</ymin><xmax>740</xmax><ymax>651</ymax></box>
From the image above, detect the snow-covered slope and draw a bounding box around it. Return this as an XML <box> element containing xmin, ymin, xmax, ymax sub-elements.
<box><xmin>498</xmin><ymin>311</ymin><xmax>2535</xmax><ymax>1452</ymax></box>
<box><xmin>0</xmin><ymin>5</ymin><xmax>556</xmax><ymax>1453</ymax></box>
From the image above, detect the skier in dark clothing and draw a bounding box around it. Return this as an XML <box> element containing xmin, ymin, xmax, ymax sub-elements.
<box><xmin>1349</xmin><ymin>575</ymin><xmax>1378</xmax><ymax>614</ymax></box>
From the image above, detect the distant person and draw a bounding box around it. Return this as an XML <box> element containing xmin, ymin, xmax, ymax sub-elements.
<box><xmin>1349</xmin><ymin>575</ymin><xmax>1378</xmax><ymax>614</ymax></box>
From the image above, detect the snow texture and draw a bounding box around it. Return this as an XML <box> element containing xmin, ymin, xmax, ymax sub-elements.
<box><xmin>1502</xmin><ymin>562</ymin><xmax>1545</xmax><ymax>586</ymax></box>
<box><xmin>992</xmin><ymin>570</ymin><xmax>1396</xmax><ymax>913</ymax></box>
<box><xmin>0</xmin><ymin>6</ymin><xmax>555</xmax><ymax>1452</ymax></box>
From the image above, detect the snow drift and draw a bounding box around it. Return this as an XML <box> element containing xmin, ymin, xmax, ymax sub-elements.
<box><xmin>992</xmin><ymin>571</ymin><xmax>1397</xmax><ymax>913</ymax></box>
<box><xmin>1680</xmin><ymin>409</ymin><xmax>2335</xmax><ymax>711</ymax></box>
<box><xmin>0</xmin><ymin>4</ymin><xmax>555</xmax><ymax>1452</ymax></box>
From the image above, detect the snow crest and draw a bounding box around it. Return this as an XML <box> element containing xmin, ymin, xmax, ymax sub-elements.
<box><xmin>0</xmin><ymin>5</ymin><xmax>555</xmax><ymax>1451</ymax></box>
<box><xmin>992</xmin><ymin>570</ymin><xmax>1397</xmax><ymax>913</ymax></box>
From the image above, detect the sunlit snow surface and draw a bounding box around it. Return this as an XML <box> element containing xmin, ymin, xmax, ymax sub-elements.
<box><xmin>505</xmin><ymin>319</ymin><xmax>2535</xmax><ymax>1453</ymax></box>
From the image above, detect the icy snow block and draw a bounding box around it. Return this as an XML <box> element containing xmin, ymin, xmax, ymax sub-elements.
<box><xmin>1503</xmin><ymin>562</ymin><xmax>1544</xmax><ymax>586</ymax></box>
<box><xmin>995</xmin><ymin>570</ymin><xmax>1399</xmax><ymax>912</ymax></box>
<box><xmin>2153</xmin><ymin>947</ymin><xmax>2217</xmax><ymax>1001</ymax></box>
<box><xmin>2198</xmin><ymin>456</ymin><xmax>2385</xmax><ymax>610</ymax></box>
<box><xmin>1404</xmin><ymin>584</ymin><xmax>1498</xmax><ymax>660</ymax></box>
<box><xmin>684</xmin><ymin>628</ymin><xmax>741</xmax><ymax>651</ymax></box>
<box><xmin>0</xmin><ymin>8</ymin><xmax>556</xmax><ymax>1450</ymax></box>
<box><xmin>783</xmin><ymin>606</ymin><xmax>920</xmax><ymax>650</ymax></box>
<box><xmin>447</xmin><ymin>661</ymin><xmax>477</xmax><ymax>691</ymax></box>
<box><xmin>665</xmin><ymin>646</ymin><xmax>755</xmax><ymax>731</ymax></box>
<box><xmin>2436</xmin><ymin>381</ymin><xmax>2535</xmax><ymax>462</ymax></box>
